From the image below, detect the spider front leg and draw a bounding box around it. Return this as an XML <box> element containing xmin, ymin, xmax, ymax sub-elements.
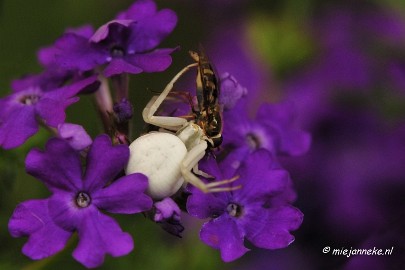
<box><xmin>181</xmin><ymin>140</ymin><xmax>240</xmax><ymax>193</ymax></box>
<box><xmin>142</xmin><ymin>63</ymin><xmax>198</xmax><ymax>131</ymax></box>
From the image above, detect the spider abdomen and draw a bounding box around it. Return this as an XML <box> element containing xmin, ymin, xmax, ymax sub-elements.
<box><xmin>126</xmin><ymin>132</ymin><xmax>187</xmax><ymax>199</ymax></box>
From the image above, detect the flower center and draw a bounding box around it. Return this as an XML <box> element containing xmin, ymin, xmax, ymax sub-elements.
<box><xmin>19</xmin><ymin>94</ymin><xmax>40</xmax><ymax>105</ymax></box>
<box><xmin>227</xmin><ymin>203</ymin><xmax>243</xmax><ymax>217</ymax></box>
<box><xmin>110</xmin><ymin>46</ymin><xmax>125</xmax><ymax>57</ymax></box>
<box><xmin>246</xmin><ymin>133</ymin><xmax>261</xmax><ymax>150</ymax></box>
<box><xmin>75</xmin><ymin>192</ymin><xmax>91</xmax><ymax>208</ymax></box>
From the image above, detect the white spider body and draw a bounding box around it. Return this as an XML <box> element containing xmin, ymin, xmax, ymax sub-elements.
<box><xmin>126</xmin><ymin>132</ymin><xmax>187</xmax><ymax>199</ymax></box>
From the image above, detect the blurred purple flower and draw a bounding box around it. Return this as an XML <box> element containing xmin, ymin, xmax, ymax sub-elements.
<box><xmin>359</xmin><ymin>8</ymin><xmax>405</xmax><ymax>47</ymax></box>
<box><xmin>187</xmin><ymin>151</ymin><xmax>303</xmax><ymax>262</ymax></box>
<box><xmin>57</xmin><ymin>123</ymin><xmax>92</xmax><ymax>151</ymax></box>
<box><xmin>0</xmin><ymin>75</ymin><xmax>97</xmax><ymax>149</ymax></box>
<box><xmin>387</xmin><ymin>61</ymin><xmax>405</xmax><ymax>96</ymax></box>
<box><xmin>38</xmin><ymin>0</ymin><xmax>177</xmax><ymax>77</ymax></box>
<box><xmin>318</xmin><ymin>116</ymin><xmax>405</xmax><ymax>237</ymax></box>
<box><xmin>221</xmin><ymin>99</ymin><xmax>310</xmax><ymax>172</ymax></box>
<box><xmin>206</xmin><ymin>22</ymin><xmax>270</xmax><ymax>110</ymax></box>
<box><xmin>282</xmin><ymin>4</ymin><xmax>405</xmax><ymax>240</ymax></box>
<box><xmin>8</xmin><ymin>135</ymin><xmax>153</xmax><ymax>268</ymax></box>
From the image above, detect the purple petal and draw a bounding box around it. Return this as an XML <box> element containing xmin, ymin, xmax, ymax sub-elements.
<box><xmin>35</xmin><ymin>75</ymin><xmax>98</xmax><ymax>127</ymax></box>
<box><xmin>35</xmin><ymin>97</ymin><xmax>78</xmax><ymax>127</ymax></box>
<box><xmin>276</xmin><ymin>127</ymin><xmax>311</xmax><ymax>156</ymax></box>
<box><xmin>126</xmin><ymin>48</ymin><xmax>176</xmax><ymax>72</ymax></box>
<box><xmin>257</xmin><ymin>102</ymin><xmax>311</xmax><ymax>156</ymax></box>
<box><xmin>8</xmin><ymin>199</ymin><xmax>72</xmax><ymax>260</ymax></box>
<box><xmin>9</xmin><ymin>199</ymin><xmax>52</xmax><ymax>237</ymax></box>
<box><xmin>10</xmin><ymin>69</ymin><xmax>73</xmax><ymax>93</ymax></box>
<box><xmin>83</xmin><ymin>135</ymin><xmax>129</xmax><ymax>192</ymax></box>
<box><xmin>0</xmin><ymin>105</ymin><xmax>38</xmax><ymax>149</ymax></box>
<box><xmin>219</xmin><ymin>73</ymin><xmax>248</xmax><ymax>110</ymax></box>
<box><xmin>103</xmin><ymin>58</ymin><xmax>143</xmax><ymax>77</ymax></box>
<box><xmin>200</xmin><ymin>215</ymin><xmax>249</xmax><ymax>262</ymax></box>
<box><xmin>13</xmin><ymin>69</ymin><xmax>74</xmax><ymax>93</ymax></box>
<box><xmin>219</xmin><ymin>145</ymin><xmax>251</xmax><ymax>177</ymax></box>
<box><xmin>25</xmin><ymin>138</ymin><xmax>82</xmax><ymax>192</ymax></box>
<box><xmin>186</xmin><ymin>157</ymin><xmax>230</xmax><ymax>218</ymax></box>
<box><xmin>65</xmin><ymin>24</ymin><xmax>95</xmax><ymax>38</ymax></box>
<box><xmin>37</xmin><ymin>45</ymin><xmax>61</xmax><ymax>68</ymax></box>
<box><xmin>187</xmin><ymin>186</ymin><xmax>228</xmax><ymax>219</ymax></box>
<box><xmin>92</xmin><ymin>173</ymin><xmax>152</xmax><ymax>214</ymax></box>
<box><xmin>72</xmin><ymin>209</ymin><xmax>134</xmax><ymax>268</ymax></box>
<box><xmin>58</xmin><ymin>123</ymin><xmax>92</xmax><ymax>151</ymax></box>
<box><xmin>0</xmin><ymin>96</ymin><xmax>10</xmax><ymax>118</ymax></box>
<box><xmin>232</xmin><ymin>150</ymin><xmax>289</xmax><ymax>202</ymax></box>
<box><xmin>44</xmin><ymin>74</ymin><xmax>98</xmax><ymax>100</ymax></box>
<box><xmin>246</xmin><ymin>206</ymin><xmax>303</xmax><ymax>249</ymax></box>
<box><xmin>90</xmin><ymin>20</ymin><xmax>133</xmax><ymax>43</ymax></box>
<box><xmin>38</xmin><ymin>25</ymin><xmax>95</xmax><ymax>67</ymax></box>
<box><xmin>116</xmin><ymin>0</ymin><xmax>157</xmax><ymax>20</ymax></box>
<box><xmin>222</xmin><ymin>101</ymin><xmax>251</xmax><ymax>145</ymax></box>
<box><xmin>154</xmin><ymin>197</ymin><xmax>181</xmax><ymax>222</ymax></box>
<box><xmin>42</xmin><ymin>33</ymin><xmax>105</xmax><ymax>71</ymax></box>
<box><xmin>127</xmin><ymin>10</ymin><xmax>177</xmax><ymax>52</ymax></box>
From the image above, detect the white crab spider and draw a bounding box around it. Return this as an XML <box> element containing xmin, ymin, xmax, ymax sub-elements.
<box><xmin>125</xmin><ymin>62</ymin><xmax>238</xmax><ymax>200</ymax></box>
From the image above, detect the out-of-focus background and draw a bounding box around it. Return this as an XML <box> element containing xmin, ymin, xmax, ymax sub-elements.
<box><xmin>1</xmin><ymin>0</ymin><xmax>405</xmax><ymax>269</ymax></box>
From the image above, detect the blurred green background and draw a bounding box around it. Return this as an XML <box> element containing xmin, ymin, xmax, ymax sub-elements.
<box><xmin>1</xmin><ymin>0</ymin><xmax>405</xmax><ymax>269</ymax></box>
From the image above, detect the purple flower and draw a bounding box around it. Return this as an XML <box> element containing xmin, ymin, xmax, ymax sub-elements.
<box><xmin>57</xmin><ymin>123</ymin><xmax>92</xmax><ymax>151</ymax></box>
<box><xmin>221</xmin><ymin>99</ymin><xmax>311</xmax><ymax>172</ymax></box>
<box><xmin>8</xmin><ymin>135</ymin><xmax>153</xmax><ymax>268</ymax></box>
<box><xmin>0</xmin><ymin>74</ymin><xmax>97</xmax><ymax>149</ymax></box>
<box><xmin>187</xmin><ymin>151</ymin><xmax>303</xmax><ymax>262</ymax></box>
<box><xmin>39</xmin><ymin>0</ymin><xmax>177</xmax><ymax>77</ymax></box>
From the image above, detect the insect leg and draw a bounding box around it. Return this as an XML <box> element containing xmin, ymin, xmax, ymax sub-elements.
<box><xmin>181</xmin><ymin>140</ymin><xmax>240</xmax><ymax>193</ymax></box>
<box><xmin>142</xmin><ymin>63</ymin><xmax>198</xmax><ymax>131</ymax></box>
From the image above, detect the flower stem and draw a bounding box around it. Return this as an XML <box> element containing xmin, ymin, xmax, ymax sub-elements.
<box><xmin>112</xmin><ymin>73</ymin><xmax>129</xmax><ymax>102</ymax></box>
<box><xmin>94</xmin><ymin>76</ymin><xmax>114</xmax><ymax>133</ymax></box>
<box><xmin>111</xmin><ymin>73</ymin><xmax>132</xmax><ymax>145</ymax></box>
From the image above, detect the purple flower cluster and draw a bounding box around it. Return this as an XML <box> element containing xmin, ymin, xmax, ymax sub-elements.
<box><xmin>2</xmin><ymin>0</ymin><xmax>310</xmax><ymax>268</ymax></box>
<box><xmin>0</xmin><ymin>0</ymin><xmax>177</xmax><ymax>150</ymax></box>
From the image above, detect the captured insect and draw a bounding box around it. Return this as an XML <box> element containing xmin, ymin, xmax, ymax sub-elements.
<box><xmin>189</xmin><ymin>50</ymin><xmax>223</xmax><ymax>149</ymax></box>
<box><xmin>125</xmin><ymin>50</ymin><xmax>239</xmax><ymax>199</ymax></box>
